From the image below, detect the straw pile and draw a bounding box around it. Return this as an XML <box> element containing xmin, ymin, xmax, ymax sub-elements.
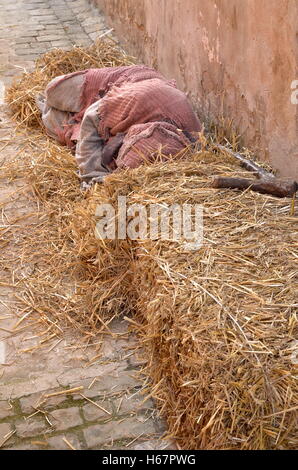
<box><xmin>2</xmin><ymin>133</ymin><xmax>131</xmax><ymax>336</ymax></box>
<box><xmin>74</xmin><ymin>153</ymin><xmax>297</xmax><ymax>450</ymax></box>
<box><xmin>2</xmin><ymin>40</ymin><xmax>135</xmax><ymax>339</ymax></box>
<box><xmin>6</xmin><ymin>39</ymin><xmax>135</xmax><ymax>128</ymax></box>
<box><xmin>4</xmin><ymin>42</ymin><xmax>297</xmax><ymax>449</ymax></box>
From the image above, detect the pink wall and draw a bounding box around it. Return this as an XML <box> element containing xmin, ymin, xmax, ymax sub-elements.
<box><xmin>92</xmin><ymin>0</ymin><xmax>298</xmax><ymax>178</ymax></box>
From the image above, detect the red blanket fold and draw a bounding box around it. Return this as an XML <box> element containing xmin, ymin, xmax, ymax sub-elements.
<box><xmin>45</xmin><ymin>65</ymin><xmax>173</xmax><ymax>147</ymax></box>
<box><xmin>116</xmin><ymin>121</ymin><xmax>193</xmax><ymax>169</ymax></box>
<box><xmin>97</xmin><ymin>78</ymin><xmax>201</xmax><ymax>141</ymax></box>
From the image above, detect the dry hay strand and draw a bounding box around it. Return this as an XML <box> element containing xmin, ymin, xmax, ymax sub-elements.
<box><xmin>5</xmin><ymin>39</ymin><xmax>135</xmax><ymax>128</ymax></box>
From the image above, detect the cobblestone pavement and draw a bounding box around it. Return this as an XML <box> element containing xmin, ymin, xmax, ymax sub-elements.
<box><xmin>0</xmin><ymin>0</ymin><xmax>109</xmax><ymax>84</ymax></box>
<box><xmin>0</xmin><ymin>0</ymin><xmax>172</xmax><ymax>451</ymax></box>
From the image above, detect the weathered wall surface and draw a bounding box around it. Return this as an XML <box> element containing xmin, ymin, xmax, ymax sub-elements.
<box><xmin>92</xmin><ymin>0</ymin><xmax>298</xmax><ymax>178</ymax></box>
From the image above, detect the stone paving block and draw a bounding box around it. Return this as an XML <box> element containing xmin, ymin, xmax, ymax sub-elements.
<box><xmin>42</xmin><ymin>395</ymin><xmax>70</xmax><ymax>411</ymax></box>
<box><xmin>56</xmin><ymin>11</ymin><xmax>77</xmax><ymax>18</ymax></box>
<box><xmin>14</xmin><ymin>54</ymin><xmax>39</xmax><ymax>62</ymax></box>
<box><xmin>50</xmin><ymin>407</ymin><xmax>83</xmax><ymax>431</ymax></box>
<box><xmin>63</xmin><ymin>25</ymin><xmax>85</xmax><ymax>34</ymax></box>
<box><xmin>60</xmin><ymin>19</ymin><xmax>78</xmax><ymax>25</ymax></box>
<box><xmin>19</xmin><ymin>25</ymin><xmax>45</xmax><ymax>31</ymax></box>
<box><xmin>71</xmin><ymin>0</ymin><xmax>89</xmax><ymax>4</ymax></box>
<box><xmin>67</xmin><ymin>31</ymin><xmax>90</xmax><ymax>40</ymax></box>
<box><xmin>84</xmin><ymin>26</ymin><xmax>104</xmax><ymax>37</ymax></box>
<box><xmin>82</xmin><ymin>400</ymin><xmax>113</xmax><ymax>422</ymax></box>
<box><xmin>0</xmin><ymin>55</ymin><xmax>9</xmax><ymax>67</ymax></box>
<box><xmin>16</xmin><ymin>31</ymin><xmax>41</xmax><ymax>37</ymax></box>
<box><xmin>0</xmin><ymin>400</ymin><xmax>14</xmax><ymax>419</ymax></box>
<box><xmin>12</xmin><ymin>54</ymin><xmax>38</xmax><ymax>62</ymax></box>
<box><xmin>0</xmin><ymin>370</ymin><xmax>64</xmax><ymax>400</ymax></box>
<box><xmin>70</xmin><ymin>38</ymin><xmax>92</xmax><ymax>46</ymax></box>
<box><xmin>83</xmin><ymin>417</ymin><xmax>157</xmax><ymax>449</ymax></box>
<box><xmin>15</xmin><ymin>37</ymin><xmax>38</xmax><ymax>44</ymax></box>
<box><xmin>71</xmin><ymin>38</ymin><xmax>92</xmax><ymax>47</ymax></box>
<box><xmin>43</xmin><ymin>28</ymin><xmax>65</xmax><ymax>35</ymax></box>
<box><xmin>76</xmin><ymin>13</ymin><xmax>91</xmax><ymax>22</ymax></box>
<box><xmin>35</xmin><ymin>18</ymin><xmax>59</xmax><ymax>25</ymax></box>
<box><xmin>26</xmin><ymin>3</ymin><xmax>48</xmax><ymax>7</ymax></box>
<box><xmin>3</xmin><ymin>443</ymin><xmax>45</xmax><ymax>450</ymax></box>
<box><xmin>37</xmin><ymin>35</ymin><xmax>66</xmax><ymax>42</ymax></box>
<box><xmin>82</xmin><ymin>17</ymin><xmax>102</xmax><ymax>27</ymax></box>
<box><xmin>51</xmin><ymin>40</ymin><xmax>73</xmax><ymax>48</ymax></box>
<box><xmin>29</xmin><ymin>42</ymin><xmax>52</xmax><ymax>52</ymax></box>
<box><xmin>29</xmin><ymin>48</ymin><xmax>51</xmax><ymax>55</ymax></box>
<box><xmin>24</xmin><ymin>4</ymin><xmax>46</xmax><ymax>9</ymax></box>
<box><xmin>89</xmin><ymin>32</ymin><xmax>100</xmax><ymax>41</ymax></box>
<box><xmin>20</xmin><ymin>392</ymin><xmax>67</xmax><ymax>414</ymax></box>
<box><xmin>70</xmin><ymin>372</ymin><xmax>140</xmax><ymax>399</ymax></box>
<box><xmin>15</xmin><ymin>416</ymin><xmax>50</xmax><ymax>438</ymax></box>
<box><xmin>15</xmin><ymin>48</ymin><xmax>35</xmax><ymax>56</ymax></box>
<box><xmin>72</xmin><ymin>7</ymin><xmax>88</xmax><ymax>15</ymax></box>
<box><xmin>116</xmin><ymin>394</ymin><xmax>155</xmax><ymax>416</ymax></box>
<box><xmin>52</xmin><ymin>46</ymin><xmax>74</xmax><ymax>51</ymax></box>
<box><xmin>47</xmin><ymin>433</ymin><xmax>83</xmax><ymax>450</ymax></box>
<box><xmin>2</xmin><ymin>5</ymin><xmax>19</xmax><ymax>10</ymax></box>
<box><xmin>15</xmin><ymin>44</ymin><xmax>32</xmax><ymax>55</ymax></box>
<box><xmin>0</xmin><ymin>422</ymin><xmax>13</xmax><ymax>441</ymax></box>
<box><xmin>57</xmin><ymin>362</ymin><xmax>123</xmax><ymax>387</ymax></box>
<box><xmin>30</xmin><ymin>15</ymin><xmax>57</xmax><ymax>22</ymax></box>
<box><xmin>133</xmin><ymin>439</ymin><xmax>177</xmax><ymax>450</ymax></box>
<box><xmin>29</xmin><ymin>9</ymin><xmax>51</xmax><ymax>16</ymax></box>
<box><xmin>55</xmin><ymin>5</ymin><xmax>73</xmax><ymax>10</ymax></box>
<box><xmin>44</xmin><ymin>24</ymin><xmax>66</xmax><ymax>31</ymax></box>
<box><xmin>55</xmin><ymin>12</ymin><xmax>76</xmax><ymax>20</ymax></box>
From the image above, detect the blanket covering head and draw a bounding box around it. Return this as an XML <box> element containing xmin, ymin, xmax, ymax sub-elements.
<box><xmin>115</xmin><ymin>121</ymin><xmax>193</xmax><ymax>169</ymax></box>
<box><xmin>97</xmin><ymin>77</ymin><xmax>201</xmax><ymax>167</ymax></box>
<box><xmin>43</xmin><ymin>65</ymin><xmax>201</xmax><ymax>169</ymax></box>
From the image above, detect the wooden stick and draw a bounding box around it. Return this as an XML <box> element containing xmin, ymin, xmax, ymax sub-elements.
<box><xmin>212</xmin><ymin>176</ymin><xmax>298</xmax><ymax>198</ymax></box>
<box><xmin>214</xmin><ymin>145</ymin><xmax>274</xmax><ymax>179</ymax></box>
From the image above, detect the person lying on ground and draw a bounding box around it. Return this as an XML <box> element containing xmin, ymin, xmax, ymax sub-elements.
<box><xmin>37</xmin><ymin>65</ymin><xmax>201</xmax><ymax>187</ymax></box>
